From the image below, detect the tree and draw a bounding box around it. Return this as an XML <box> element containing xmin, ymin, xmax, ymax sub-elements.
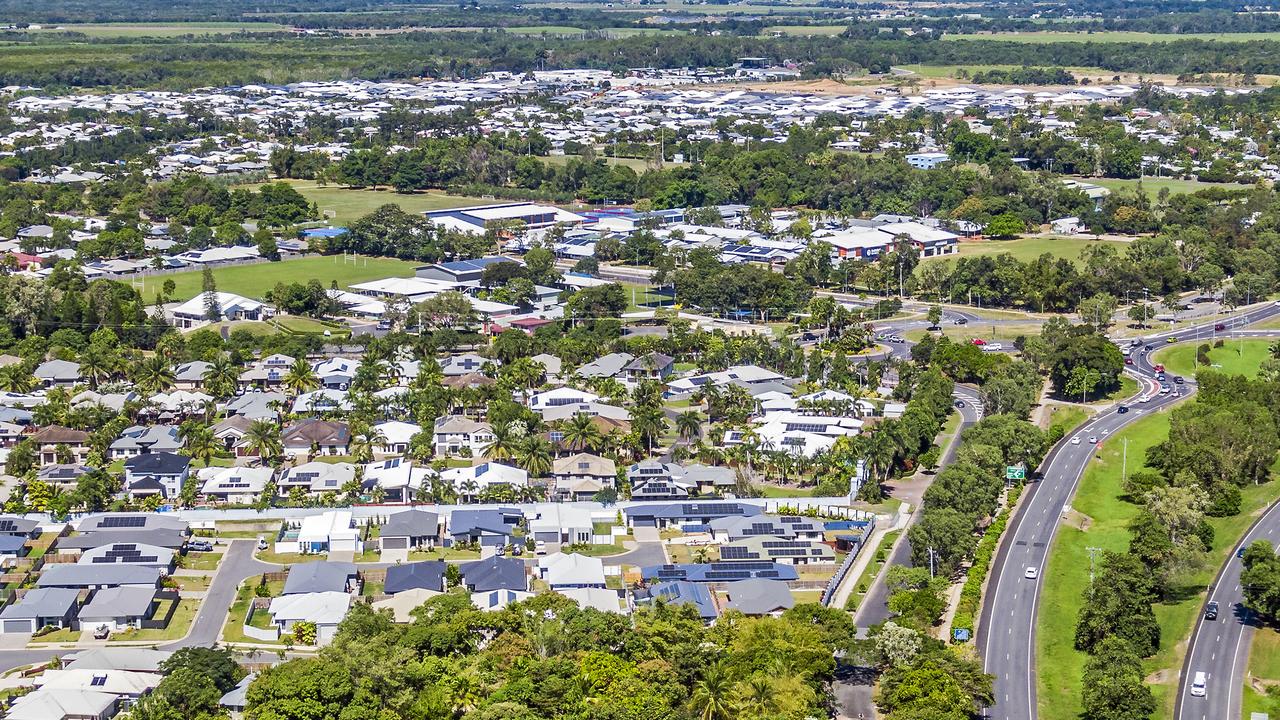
<box><xmin>1242</xmin><ymin>540</ymin><xmax>1280</xmax><ymax>621</ymax></box>
<box><xmin>243</xmin><ymin>420</ymin><xmax>282</xmax><ymax>462</ymax></box>
<box><xmin>1077</xmin><ymin>292</ymin><xmax>1119</xmax><ymax>329</ymax></box>
<box><xmin>282</xmin><ymin>358</ymin><xmax>319</xmax><ymax>395</ymax></box>
<box><xmin>676</xmin><ymin>411</ymin><xmax>702</xmax><ymax>442</ymax></box>
<box><xmin>201</xmin><ymin>267</ymin><xmax>221</xmax><ymax>323</ymax></box>
<box><xmin>926</xmin><ymin>304</ymin><xmax>943</xmax><ymax>327</ymax></box>
<box><xmin>560</xmin><ymin>413</ymin><xmax>602</xmax><ymax>453</ymax></box>
<box><xmin>161</xmin><ymin>646</ymin><xmax>245</xmax><ymax>694</ymax></box>
<box><xmin>688</xmin><ymin>661</ymin><xmax>733</xmax><ymax>720</ymax></box>
<box><xmin>255</xmin><ymin>229</ymin><xmax>281</xmax><ymax>261</ymax></box>
<box><xmin>180</xmin><ymin>423</ymin><xmax>218</xmax><ymax>467</ymax></box>
<box><xmin>1080</xmin><ymin>637</ymin><xmax>1156</xmax><ymax>720</ymax></box>
<box><xmin>872</xmin><ymin>621</ymin><xmax>922</xmax><ymax>669</ymax></box>
<box><xmin>1075</xmin><ymin>552</ymin><xmax>1160</xmax><ymax>657</ymax></box>
<box><xmin>1126</xmin><ymin>302</ymin><xmax>1156</xmax><ymax>328</ymax></box>
<box><xmin>133</xmin><ymin>355</ymin><xmax>176</xmax><ymax>395</ymax></box>
<box><xmin>985</xmin><ymin>212</ymin><xmax>1024</xmax><ymax>238</ymax></box>
<box><xmin>1064</xmin><ymin>364</ymin><xmax>1102</xmax><ymax>403</ymax></box>
<box><xmin>516</xmin><ymin>436</ymin><xmax>554</xmax><ymax>477</ymax></box>
<box><xmin>202</xmin><ymin>355</ymin><xmax>240</xmax><ymax>399</ymax></box>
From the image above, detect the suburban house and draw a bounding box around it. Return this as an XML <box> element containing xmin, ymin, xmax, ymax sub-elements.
<box><xmin>432</xmin><ymin>415</ymin><xmax>494</xmax><ymax>457</ymax></box>
<box><xmin>459</xmin><ymin>556</ymin><xmax>528</xmax><ymax>592</ymax></box>
<box><xmin>0</xmin><ymin>587</ymin><xmax>81</xmax><ymax>634</ymax></box>
<box><xmin>171</xmin><ymin>291</ymin><xmax>273</xmax><ymax>329</ymax></box>
<box><xmin>626</xmin><ymin>460</ymin><xmax>695</xmax><ymax>500</ymax></box>
<box><xmin>639</xmin><ymin>562</ymin><xmax>799</xmax><ymax>583</ymax></box>
<box><xmin>719</xmin><ymin>536</ymin><xmax>836</xmax><ymax>565</ymax></box>
<box><xmin>441</xmin><ymin>462</ymin><xmax>528</xmax><ymax>499</ymax></box>
<box><xmin>109</xmin><ymin>425</ymin><xmax>183</xmax><ymax>459</ymax></box>
<box><xmin>6</xmin><ymin>688</ymin><xmax>119</xmax><ymax>720</ymax></box>
<box><xmin>282</xmin><ymin>561</ymin><xmax>358</xmax><ymax>595</ymax></box>
<box><xmin>625</xmin><ymin>502</ymin><xmax>764</xmax><ymax>529</ymax></box>
<box><xmin>649</xmin><ymin>581</ymin><xmax>718</xmax><ymax>620</ymax></box>
<box><xmin>0</xmin><ymin>515</ymin><xmax>40</xmax><ymax>540</ymax></box>
<box><xmin>278</xmin><ymin>461</ymin><xmax>356</xmax><ymax>496</ymax></box>
<box><xmin>623</xmin><ymin>352</ymin><xmax>674</xmax><ymax>382</ymax></box>
<box><xmin>527</xmin><ymin>504</ymin><xmax>595</xmax><ymax>546</ymax></box>
<box><xmin>384</xmin><ymin>561</ymin><xmax>447</xmax><ymax>594</ymax></box>
<box><xmin>574</xmin><ymin>352</ymin><xmax>632</xmax><ymax>379</ymax></box>
<box><xmin>439</xmin><ymin>353</ymin><xmax>491</xmax><ymax>376</ymax></box>
<box><xmin>723</xmin><ymin>578</ymin><xmax>796</xmax><ymax>616</ymax></box>
<box><xmin>295</xmin><ymin>511</ymin><xmax>361</xmax><ymax>555</ymax></box>
<box><xmin>172</xmin><ymin>361</ymin><xmax>211</xmax><ymax>391</ymax></box>
<box><xmin>448</xmin><ymin>509</ymin><xmax>520</xmax><ymax>547</ymax></box>
<box><xmin>78</xmin><ymin>513</ymin><xmax>188</xmax><ymax>535</ymax></box>
<box><xmin>551</xmin><ymin>453</ymin><xmax>617</xmax><ymax>501</ymax></box>
<box><xmin>282</xmin><ymin>419</ymin><xmax>350</xmax><ymax>456</ymax></box>
<box><xmin>708</xmin><ymin>514</ymin><xmax>827</xmax><ymax>542</ymax></box>
<box><xmin>122</xmin><ymin>452</ymin><xmax>191</xmax><ymax>500</ymax></box>
<box><xmin>528</xmin><ymin>387</ymin><xmax>599</xmax><ymax>410</ymax></box>
<box><xmin>373</xmin><ymin>420</ymin><xmax>420</xmax><ymax>455</ymax></box>
<box><xmin>378</xmin><ymin>509</ymin><xmax>442</xmax><ymax>552</ymax></box>
<box><xmin>199</xmin><ymin>466</ymin><xmax>273</xmax><ymax>504</ymax></box>
<box><xmin>77</xmin><ymin>586</ymin><xmax>159</xmax><ymax>631</ymax></box>
<box><xmin>38</xmin><ymin>463</ymin><xmax>94</xmax><ymax>490</ymax></box>
<box><xmin>362</xmin><ymin>458</ymin><xmax>431</xmax><ymax>503</ymax></box>
<box><xmin>29</xmin><ymin>425</ymin><xmax>91</xmax><ymax>465</ymax></box>
<box><xmin>34</xmin><ymin>359</ymin><xmax>82</xmax><ymax>387</ymax></box>
<box><xmin>537</xmin><ymin>552</ymin><xmax>606</xmax><ymax>590</ymax></box>
<box><xmin>211</xmin><ymin>415</ymin><xmax>254</xmax><ymax>453</ymax></box>
<box><xmin>77</xmin><ymin>542</ymin><xmax>175</xmax><ymax>574</ymax></box>
<box><xmin>267</xmin><ymin>591</ymin><xmax>352</xmax><ymax>645</ymax></box>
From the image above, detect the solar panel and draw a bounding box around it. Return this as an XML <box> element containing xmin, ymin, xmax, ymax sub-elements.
<box><xmin>0</xmin><ymin>521</ymin><xmax>16</xmax><ymax>532</ymax></box>
<box><xmin>100</xmin><ymin>516</ymin><xmax>146</xmax><ymax>528</ymax></box>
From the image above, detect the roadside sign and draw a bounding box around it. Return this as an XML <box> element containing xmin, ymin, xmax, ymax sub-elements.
<box><xmin>1005</xmin><ymin>466</ymin><xmax>1025</xmax><ymax>481</ymax></box>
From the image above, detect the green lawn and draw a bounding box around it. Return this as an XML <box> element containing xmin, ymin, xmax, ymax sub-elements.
<box><xmin>1044</xmin><ymin>404</ymin><xmax>1092</xmax><ymax>435</ymax></box>
<box><xmin>254</xmin><ymin>180</ymin><xmax>497</xmax><ymax>226</ymax></box>
<box><xmin>944</xmin><ymin>30</ymin><xmax>1280</xmax><ymax>43</ymax></box>
<box><xmin>541</xmin><ymin>153</ymin><xmax>654</xmax><ymax>172</ymax></box>
<box><xmin>1152</xmin><ymin>338</ymin><xmax>1273</xmax><ymax>379</ymax></box>
<box><xmin>1244</xmin><ymin>629</ymin><xmax>1280</xmax><ymax>717</ymax></box>
<box><xmin>182</xmin><ymin>550</ymin><xmax>224</xmax><ymax>572</ymax></box>
<box><xmin>222</xmin><ymin>578</ymin><xmax>287</xmax><ymax>645</ymax></box>
<box><xmin>135</xmin><ymin>254</ymin><xmax>421</xmax><ymax>302</ymax></box>
<box><xmin>1038</xmin><ymin>408</ymin><xmax>1280</xmax><ymax>720</ymax></box>
<box><xmin>757</xmin><ymin>485</ymin><xmax>818</xmax><ymax>498</ymax></box>
<box><xmin>924</xmin><ymin>236</ymin><xmax>1131</xmax><ymax>267</ymax></box>
<box><xmin>30</xmin><ymin>627</ymin><xmax>80</xmax><ymax>644</ymax></box>
<box><xmin>31</xmin><ymin>22</ymin><xmax>286</xmax><ymax>37</ymax></box>
<box><xmin>110</xmin><ymin>599</ymin><xmax>199</xmax><ymax>642</ymax></box>
<box><xmin>408</xmin><ymin>547</ymin><xmax>482</xmax><ymax>561</ymax></box>
<box><xmin>271</xmin><ymin>315</ymin><xmax>352</xmax><ymax>337</ymax></box>
<box><xmin>620</xmin><ymin>281</ymin><xmax>671</xmax><ymax>312</ymax></box>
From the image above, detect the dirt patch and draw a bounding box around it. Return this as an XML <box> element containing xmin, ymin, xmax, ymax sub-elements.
<box><xmin>1063</xmin><ymin>509</ymin><xmax>1092</xmax><ymax>531</ymax></box>
<box><xmin>1144</xmin><ymin>669</ymin><xmax>1171</xmax><ymax>685</ymax></box>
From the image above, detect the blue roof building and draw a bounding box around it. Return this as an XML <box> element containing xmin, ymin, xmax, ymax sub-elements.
<box><xmin>651</xmin><ymin>581</ymin><xmax>718</xmax><ymax>620</ymax></box>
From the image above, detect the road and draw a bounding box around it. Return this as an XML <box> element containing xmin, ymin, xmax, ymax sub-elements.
<box><xmin>979</xmin><ymin>301</ymin><xmax>1280</xmax><ymax>720</ymax></box>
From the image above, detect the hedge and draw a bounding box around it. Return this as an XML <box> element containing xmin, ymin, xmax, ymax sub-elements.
<box><xmin>952</xmin><ymin>483</ymin><xmax>1023</xmax><ymax>640</ymax></box>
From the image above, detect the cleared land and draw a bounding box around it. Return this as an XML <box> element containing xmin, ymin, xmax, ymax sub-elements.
<box><xmin>944</xmin><ymin>31</ymin><xmax>1280</xmax><ymax>43</ymax></box>
<box><xmin>23</xmin><ymin>22</ymin><xmax>286</xmax><ymax>37</ymax></box>
<box><xmin>1071</xmin><ymin>175</ymin><xmax>1255</xmax><ymax>200</ymax></box>
<box><xmin>133</xmin><ymin>255</ymin><xmax>420</xmax><ymax>302</ymax></box>
<box><xmin>1152</xmin><ymin>338</ymin><xmax>1273</xmax><ymax>379</ymax></box>
<box><xmin>261</xmin><ymin>180</ymin><xmax>496</xmax><ymax>226</ymax></box>
<box><xmin>1037</xmin><ymin>408</ymin><xmax>1280</xmax><ymax>720</ymax></box>
<box><xmin>923</xmin><ymin>236</ymin><xmax>1130</xmax><ymax>266</ymax></box>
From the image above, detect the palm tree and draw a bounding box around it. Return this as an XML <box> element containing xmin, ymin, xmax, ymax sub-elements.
<box><xmin>243</xmin><ymin>420</ymin><xmax>282</xmax><ymax>462</ymax></box>
<box><xmin>78</xmin><ymin>348</ymin><xmax>115</xmax><ymax>389</ymax></box>
<box><xmin>561</xmin><ymin>413</ymin><xmax>602</xmax><ymax>453</ymax></box>
<box><xmin>689</xmin><ymin>663</ymin><xmax>734</xmax><ymax>720</ymax></box>
<box><xmin>282</xmin><ymin>358</ymin><xmax>319</xmax><ymax>396</ymax></box>
<box><xmin>180</xmin><ymin>423</ymin><xmax>218</xmax><ymax>467</ymax></box>
<box><xmin>631</xmin><ymin>406</ymin><xmax>668</xmax><ymax>455</ymax></box>
<box><xmin>0</xmin><ymin>366</ymin><xmax>36</xmax><ymax>394</ymax></box>
<box><xmin>676</xmin><ymin>411</ymin><xmax>702</xmax><ymax>442</ymax></box>
<box><xmin>202</xmin><ymin>355</ymin><xmax>240</xmax><ymax>399</ymax></box>
<box><xmin>482</xmin><ymin>423</ymin><xmax>518</xmax><ymax>461</ymax></box>
<box><xmin>516</xmin><ymin>436</ymin><xmax>554</xmax><ymax>478</ymax></box>
<box><xmin>133</xmin><ymin>356</ymin><xmax>175</xmax><ymax>395</ymax></box>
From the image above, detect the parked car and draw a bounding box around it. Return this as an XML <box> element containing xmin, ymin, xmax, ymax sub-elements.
<box><xmin>93</xmin><ymin>625</ymin><xmax>110</xmax><ymax>640</ymax></box>
<box><xmin>256</xmin><ymin>536</ymin><xmax>268</xmax><ymax>551</ymax></box>
<box><xmin>187</xmin><ymin>540</ymin><xmax>214</xmax><ymax>552</ymax></box>
<box><xmin>1215</xmin><ymin>323</ymin><xmax>1226</xmax><ymax>331</ymax></box>
<box><xmin>535</xmin><ymin>540</ymin><xmax>548</xmax><ymax>555</ymax></box>
<box><xmin>1125</xmin><ymin>357</ymin><xmax>1134</xmax><ymax>365</ymax></box>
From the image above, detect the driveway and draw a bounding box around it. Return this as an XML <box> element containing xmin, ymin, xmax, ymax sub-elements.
<box><xmin>379</xmin><ymin>548</ymin><xmax>408</xmax><ymax>564</ymax></box>
<box><xmin>633</xmin><ymin>526</ymin><xmax>660</xmax><ymax>543</ymax></box>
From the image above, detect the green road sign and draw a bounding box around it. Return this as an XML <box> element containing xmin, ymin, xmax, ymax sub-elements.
<box><xmin>1006</xmin><ymin>466</ymin><xmax>1025</xmax><ymax>480</ymax></box>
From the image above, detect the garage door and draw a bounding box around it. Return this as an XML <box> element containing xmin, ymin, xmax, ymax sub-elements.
<box><xmin>632</xmin><ymin>518</ymin><xmax>656</xmax><ymax>528</ymax></box>
<box><xmin>381</xmin><ymin>537</ymin><xmax>408</xmax><ymax>550</ymax></box>
<box><xmin>3</xmin><ymin>619</ymin><xmax>31</xmax><ymax>634</ymax></box>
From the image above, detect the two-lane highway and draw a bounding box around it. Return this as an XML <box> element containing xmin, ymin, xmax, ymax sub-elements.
<box><xmin>979</xmin><ymin>301</ymin><xmax>1280</xmax><ymax>720</ymax></box>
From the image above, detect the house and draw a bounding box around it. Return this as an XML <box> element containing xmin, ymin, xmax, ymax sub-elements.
<box><xmin>38</xmin><ymin>463</ymin><xmax>94</xmax><ymax>490</ymax></box>
<box><xmin>723</xmin><ymin>578</ymin><xmax>795</xmax><ymax>616</ymax></box>
<box><xmin>625</xmin><ymin>501</ymin><xmax>763</xmax><ymax>529</ymax></box>
<box><xmin>650</xmin><ymin>581</ymin><xmax>718</xmax><ymax>620</ymax></box>
<box><xmin>0</xmin><ymin>535</ymin><xmax>25</xmax><ymax>558</ymax></box>
<box><xmin>528</xmin><ymin>387</ymin><xmax>599</xmax><ymax>411</ymax></box>
<box><xmin>211</xmin><ymin>415</ymin><xmax>254</xmax><ymax>453</ymax></box>
<box><xmin>6</xmin><ymin>688</ymin><xmax>118</xmax><ymax>720</ymax></box>
<box><xmin>34</xmin><ymin>359</ymin><xmax>82</xmax><ymax>387</ymax></box>
<box><xmin>541</xmin><ymin>402</ymin><xmax>630</xmax><ymax>424</ymax></box>
<box><xmin>379</xmin><ymin>509</ymin><xmax>442</xmax><ymax>551</ymax></box>
<box><xmin>441</xmin><ymin>462</ymin><xmax>528</xmax><ymax>499</ymax></box>
<box><xmin>31</xmin><ymin>667</ymin><xmax>161</xmax><ymax>700</ymax></box>
<box><xmin>0</xmin><ymin>587</ymin><xmax>81</xmax><ymax>633</ymax></box>
<box><xmin>719</xmin><ymin>536</ymin><xmax>836</xmax><ymax>565</ymax></box>
<box><xmin>223</xmin><ymin>391</ymin><xmax>288</xmax><ymax>420</ymax></box>
<box><xmin>171</xmin><ymin>291</ymin><xmax>273</xmax><ymax>329</ymax></box>
<box><xmin>905</xmin><ymin>151</ymin><xmax>950</xmax><ymax>170</ymax></box>
<box><xmin>373</xmin><ymin>420</ymin><xmax>420</xmax><ymax>455</ymax></box>
<box><xmin>219</xmin><ymin>673</ymin><xmax>256</xmax><ymax>715</ymax></box>
<box><xmin>78</xmin><ymin>542</ymin><xmax>175</xmax><ymax>574</ymax></box>
<box><xmin>531</xmin><ymin>353</ymin><xmax>564</xmax><ymax>381</ymax></box>
<box><xmin>60</xmin><ymin>647</ymin><xmax>173</xmax><ymax>673</ymax></box>
<box><xmin>77</xmin><ymin>586</ymin><xmax>159</xmax><ymax>631</ymax></box>
<box><xmin>471</xmin><ymin>588</ymin><xmax>534</xmax><ymax>611</ymax></box>
<box><xmin>537</xmin><ymin>552</ymin><xmax>606</xmax><ymax>589</ymax></box>
<box><xmin>627</xmin><ymin>460</ymin><xmax>695</xmax><ymax>500</ymax></box>
<box><xmin>574</xmin><ymin>352</ymin><xmax>633</xmax><ymax>379</ymax></box>
<box><xmin>29</xmin><ymin>424</ymin><xmax>91</xmax><ymax>464</ymax></box>
<box><xmin>78</xmin><ymin>513</ymin><xmax>188</xmax><ymax>534</ymax></box>
<box><xmin>172</xmin><ymin>361</ymin><xmax>212</xmax><ymax>391</ymax></box>
<box><xmin>282</xmin><ymin>419</ymin><xmax>350</xmax><ymax>456</ymax></box>
<box><xmin>109</xmin><ymin>425</ymin><xmax>182</xmax><ymax>459</ymax></box>
<box><xmin>384</xmin><ymin>561</ymin><xmax>447</xmax><ymax>594</ymax></box>
<box><xmin>527</xmin><ymin>504</ymin><xmax>595</xmax><ymax>545</ymax></box>
<box><xmin>459</xmin><ymin>556</ymin><xmax>528</xmax><ymax>592</ymax></box>
<box><xmin>639</xmin><ymin>562</ymin><xmax>799</xmax><ymax>583</ymax></box>
<box><xmin>623</xmin><ymin>352</ymin><xmax>674</xmax><ymax>382</ymax></box>
<box><xmin>59</xmin><ymin>529</ymin><xmax>187</xmax><ymax>553</ymax></box>
<box><xmin>122</xmin><ymin>452</ymin><xmax>191</xmax><ymax>499</ymax></box>
<box><xmin>363</xmin><ymin>458</ymin><xmax>431</xmax><ymax>503</ymax></box>
<box><xmin>448</xmin><ymin>509</ymin><xmax>520</xmax><ymax>547</ymax></box>
<box><xmin>1051</xmin><ymin>216</ymin><xmax>1084</xmax><ymax>234</ymax></box>
<box><xmin>708</xmin><ymin>514</ymin><xmax>827</xmax><ymax>542</ymax></box>
<box><xmin>415</xmin><ymin>255</ymin><xmax>521</xmax><ymax>283</ymax></box>
<box><xmin>551</xmin><ymin>453</ymin><xmax>617</xmax><ymax>501</ymax></box>
<box><xmin>0</xmin><ymin>515</ymin><xmax>40</xmax><ymax>539</ymax></box>
<box><xmin>279</xmin><ymin>461</ymin><xmax>356</xmax><ymax>496</ymax></box>
<box><xmin>557</xmin><ymin>587</ymin><xmax>625</xmax><ymax>613</ymax></box>
<box><xmin>282</xmin><ymin>561</ymin><xmax>357</xmax><ymax>595</ymax></box>
<box><xmin>268</xmin><ymin>591</ymin><xmax>352</xmax><ymax>645</ymax></box>
<box><xmin>199</xmin><ymin>466</ymin><xmax>273</xmax><ymax>504</ymax></box>
<box><xmin>0</xmin><ymin>420</ymin><xmax>26</xmax><ymax>447</ymax></box>
<box><xmin>291</xmin><ymin>389</ymin><xmax>350</xmax><ymax>414</ymax></box>
<box><xmin>295</xmin><ymin>511</ymin><xmax>361</xmax><ymax>555</ymax></box>
<box><xmin>432</xmin><ymin>415</ymin><xmax>494</xmax><ymax>457</ymax></box>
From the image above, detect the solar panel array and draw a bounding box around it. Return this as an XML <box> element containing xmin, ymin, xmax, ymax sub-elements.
<box><xmin>90</xmin><ymin>543</ymin><xmax>159</xmax><ymax>564</ymax></box>
<box><xmin>100</xmin><ymin>516</ymin><xmax>146</xmax><ymax>528</ymax></box>
<box><xmin>0</xmin><ymin>520</ymin><xmax>17</xmax><ymax>533</ymax></box>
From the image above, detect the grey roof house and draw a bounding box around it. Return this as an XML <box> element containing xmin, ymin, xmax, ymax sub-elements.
<box><xmin>460</xmin><ymin>556</ymin><xmax>527</xmax><ymax>592</ymax></box>
<box><xmin>78</xmin><ymin>586</ymin><xmax>159</xmax><ymax>631</ymax></box>
<box><xmin>379</xmin><ymin>509</ymin><xmax>441</xmax><ymax>551</ymax></box>
<box><xmin>34</xmin><ymin>359</ymin><xmax>81</xmax><ymax>387</ymax></box>
<box><xmin>36</xmin><ymin>564</ymin><xmax>162</xmax><ymax>590</ymax></box>
<box><xmin>384</xmin><ymin>561</ymin><xmax>447</xmax><ymax>594</ymax></box>
<box><xmin>123</xmin><ymin>452</ymin><xmax>191</xmax><ymax>500</ymax></box>
<box><xmin>723</xmin><ymin>578</ymin><xmax>795</xmax><ymax>616</ymax></box>
<box><xmin>0</xmin><ymin>587</ymin><xmax>80</xmax><ymax>633</ymax></box>
<box><xmin>109</xmin><ymin>425</ymin><xmax>182</xmax><ymax>459</ymax></box>
<box><xmin>282</xmin><ymin>561</ymin><xmax>357</xmax><ymax>595</ymax></box>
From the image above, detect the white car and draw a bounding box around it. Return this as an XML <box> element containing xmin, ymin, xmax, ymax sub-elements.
<box><xmin>1088</xmin><ymin>436</ymin><xmax>1098</xmax><ymax>444</ymax></box>
<box><xmin>1024</xmin><ymin>566</ymin><xmax>1038</xmax><ymax>579</ymax></box>
<box><xmin>1070</xmin><ymin>436</ymin><xmax>1081</xmax><ymax>445</ymax></box>
<box><xmin>1190</xmin><ymin>671</ymin><xmax>1207</xmax><ymax>697</ymax></box>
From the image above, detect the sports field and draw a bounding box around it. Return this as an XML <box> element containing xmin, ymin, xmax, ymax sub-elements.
<box><xmin>945</xmin><ymin>30</ymin><xmax>1280</xmax><ymax>44</ymax></box>
<box><xmin>132</xmin><ymin>255</ymin><xmax>420</xmax><ymax>302</ymax></box>
<box><xmin>268</xmin><ymin>181</ymin><xmax>495</xmax><ymax>226</ymax></box>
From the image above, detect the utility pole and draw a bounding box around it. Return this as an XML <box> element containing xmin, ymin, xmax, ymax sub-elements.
<box><xmin>1121</xmin><ymin>437</ymin><xmax>1129</xmax><ymax>487</ymax></box>
<box><xmin>927</xmin><ymin>546</ymin><xmax>937</xmax><ymax>578</ymax></box>
<box><xmin>1086</xmin><ymin>546</ymin><xmax>1104</xmax><ymax>583</ymax></box>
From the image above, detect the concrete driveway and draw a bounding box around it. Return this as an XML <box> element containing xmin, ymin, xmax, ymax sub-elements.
<box><xmin>633</xmin><ymin>526</ymin><xmax>660</xmax><ymax>543</ymax></box>
<box><xmin>379</xmin><ymin>548</ymin><xmax>408</xmax><ymax>564</ymax></box>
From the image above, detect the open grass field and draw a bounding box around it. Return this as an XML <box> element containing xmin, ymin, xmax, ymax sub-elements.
<box><xmin>1070</xmin><ymin>175</ymin><xmax>1256</xmax><ymax>200</ymax></box>
<box><xmin>266</xmin><ymin>180</ymin><xmax>496</xmax><ymax>226</ymax></box>
<box><xmin>1152</xmin><ymin>338</ymin><xmax>1273</xmax><ymax>379</ymax></box>
<box><xmin>1037</xmin><ymin>408</ymin><xmax>1280</xmax><ymax>720</ymax></box>
<box><xmin>924</xmin><ymin>236</ymin><xmax>1130</xmax><ymax>266</ymax></box>
<box><xmin>27</xmin><ymin>22</ymin><xmax>287</xmax><ymax>37</ymax></box>
<box><xmin>944</xmin><ymin>30</ymin><xmax>1280</xmax><ymax>44</ymax></box>
<box><xmin>762</xmin><ymin>25</ymin><xmax>848</xmax><ymax>36</ymax></box>
<box><xmin>541</xmin><ymin>153</ymin><xmax>656</xmax><ymax>172</ymax></box>
<box><xmin>530</xmin><ymin>0</ymin><xmax>828</xmax><ymax>12</ymax></box>
<box><xmin>133</xmin><ymin>254</ymin><xmax>420</xmax><ymax>302</ymax></box>
<box><xmin>1244</xmin><ymin>629</ymin><xmax>1280</xmax><ymax>717</ymax></box>
<box><xmin>1043</xmin><ymin>404</ymin><xmax>1092</xmax><ymax>435</ymax></box>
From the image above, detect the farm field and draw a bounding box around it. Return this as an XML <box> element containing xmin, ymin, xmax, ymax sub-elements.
<box><xmin>132</xmin><ymin>255</ymin><xmax>421</xmax><ymax>302</ymax></box>
<box><xmin>924</xmin><ymin>236</ymin><xmax>1130</xmax><ymax>266</ymax></box>
<box><xmin>944</xmin><ymin>30</ymin><xmax>1280</xmax><ymax>44</ymax></box>
<box><xmin>24</xmin><ymin>22</ymin><xmax>286</xmax><ymax>37</ymax></box>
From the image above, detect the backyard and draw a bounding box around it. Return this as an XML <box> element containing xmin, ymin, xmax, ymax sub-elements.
<box><xmin>110</xmin><ymin>599</ymin><xmax>200</xmax><ymax>642</ymax></box>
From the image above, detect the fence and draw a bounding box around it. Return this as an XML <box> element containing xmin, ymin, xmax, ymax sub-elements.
<box><xmin>242</xmin><ymin>598</ymin><xmax>280</xmax><ymax>642</ymax></box>
<box><xmin>820</xmin><ymin>515</ymin><xmax>877</xmax><ymax>606</ymax></box>
<box><xmin>140</xmin><ymin>590</ymin><xmax>182</xmax><ymax>630</ymax></box>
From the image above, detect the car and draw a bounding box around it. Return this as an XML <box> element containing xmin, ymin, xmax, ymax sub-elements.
<box><xmin>971</xmin><ymin>338</ymin><xmax>987</xmax><ymax>346</ymax></box>
<box><xmin>1215</xmin><ymin>323</ymin><xmax>1226</xmax><ymax>331</ymax></box>
<box><xmin>93</xmin><ymin>625</ymin><xmax>110</xmax><ymax>640</ymax></box>
<box><xmin>1167</xmin><ymin>337</ymin><xmax>1177</xmax><ymax>344</ymax></box>
<box><xmin>1190</xmin><ymin>671</ymin><xmax>1207</xmax><ymax>697</ymax></box>
<box><xmin>1205</xmin><ymin>601</ymin><xmax>1219</xmax><ymax>621</ymax></box>
<box><xmin>1139</xmin><ymin>395</ymin><xmax>1150</xmax><ymax>403</ymax></box>
<box><xmin>1160</xmin><ymin>386</ymin><xmax>1170</xmax><ymax>395</ymax></box>
<box><xmin>1125</xmin><ymin>357</ymin><xmax>1134</xmax><ymax>365</ymax></box>
<box><xmin>1145</xmin><ymin>344</ymin><xmax>1154</xmax><ymax>351</ymax></box>
<box><xmin>1156</xmin><ymin>373</ymin><xmax>1166</xmax><ymax>381</ymax></box>
<box><xmin>1088</xmin><ymin>436</ymin><xmax>1098</xmax><ymax>444</ymax></box>
<box><xmin>1238</xmin><ymin>547</ymin><xmax>1248</xmax><ymax>559</ymax></box>
<box><xmin>927</xmin><ymin>325</ymin><xmax>942</xmax><ymax>332</ymax></box>
<box><xmin>496</xmin><ymin>545</ymin><xmax>506</xmax><ymax>556</ymax></box>
<box><xmin>1070</xmin><ymin>436</ymin><xmax>1081</xmax><ymax>445</ymax></box>
<box><xmin>1116</xmin><ymin>405</ymin><xmax>1129</xmax><ymax>414</ymax></box>
<box><xmin>954</xmin><ymin>400</ymin><xmax>965</xmax><ymax>408</ymax></box>
<box><xmin>187</xmin><ymin>540</ymin><xmax>214</xmax><ymax>552</ymax></box>
<box><xmin>1154</xmin><ymin>363</ymin><xmax>1165</xmax><ymax>373</ymax></box>
<box><xmin>511</xmin><ymin>545</ymin><xmax>523</xmax><ymax>556</ymax></box>
<box><xmin>1173</xmin><ymin>376</ymin><xmax>1185</xmax><ymax>384</ymax></box>
<box><xmin>954</xmin><ymin>317</ymin><xmax>968</xmax><ymax>325</ymax></box>
<box><xmin>1130</xmin><ymin>339</ymin><xmax>1143</xmax><ymax>347</ymax></box>
<box><xmin>256</xmin><ymin>536</ymin><xmax>268</xmax><ymax>551</ymax></box>
<box><xmin>985</xmin><ymin>343</ymin><xmax>1004</xmax><ymax>352</ymax></box>
<box><xmin>1024</xmin><ymin>566</ymin><xmax>1038</xmax><ymax>579</ymax></box>
<box><xmin>535</xmin><ymin>540</ymin><xmax>548</xmax><ymax>555</ymax></box>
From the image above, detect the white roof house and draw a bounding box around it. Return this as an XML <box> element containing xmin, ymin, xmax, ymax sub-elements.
<box><xmin>171</xmin><ymin>292</ymin><xmax>272</xmax><ymax>329</ymax></box>
<box><xmin>441</xmin><ymin>462</ymin><xmax>528</xmax><ymax>495</ymax></box>
<box><xmin>537</xmin><ymin>552</ymin><xmax>606</xmax><ymax>589</ymax></box>
<box><xmin>296</xmin><ymin>510</ymin><xmax>361</xmax><ymax>554</ymax></box>
<box><xmin>268</xmin><ymin>591</ymin><xmax>352</xmax><ymax>645</ymax></box>
<box><xmin>557</xmin><ymin>587</ymin><xmax>626</xmax><ymax>614</ymax></box>
<box><xmin>198</xmin><ymin>466</ymin><xmax>273</xmax><ymax>503</ymax></box>
<box><xmin>7</xmin><ymin>689</ymin><xmax>118</xmax><ymax>720</ymax></box>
